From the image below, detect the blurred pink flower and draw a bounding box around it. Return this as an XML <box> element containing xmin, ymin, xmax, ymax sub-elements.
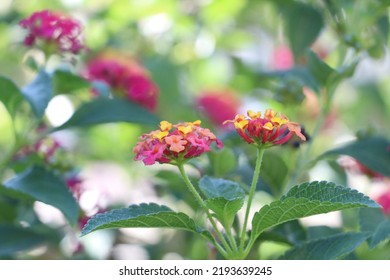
<box><xmin>377</xmin><ymin>191</ymin><xmax>390</xmax><ymax>215</ymax></box>
<box><xmin>133</xmin><ymin>120</ymin><xmax>223</xmax><ymax>165</ymax></box>
<box><xmin>66</xmin><ymin>175</ymin><xmax>83</xmax><ymax>199</ymax></box>
<box><xmin>271</xmin><ymin>44</ymin><xmax>329</xmax><ymax>70</ymax></box>
<box><xmin>14</xmin><ymin>137</ymin><xmax>62</xmax><ymax>164</ymax></box>
<box><xmin>272</xmin><ymin>45</ymin><xmax>294</xmax><ymax>70</ymax></box>
<box><xmin>85</xmin><ymin>53</ymin><xmax>158</xmax><ymax>111</ymax></box>
<box><xmin>197</xmin><ymin>90</ymin><xmax>240</xmax><ymax>127</ymax></box>
<box><xmin>340</xmin><ymin>157</ymin><xmax>384</xmax><ymax>180</ymax></box>
<box><xmin>354</xmin><ymin>161</ymin><xmax>384</xmax><ymax>179</ymax></box>
<box><xmin>19</xmin><ymin>10</ymin><xmax>85</xmax><ymax>54</ymax></box>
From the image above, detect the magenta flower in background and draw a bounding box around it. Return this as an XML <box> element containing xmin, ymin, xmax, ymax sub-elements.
<box><xmin>14</xmin><ymin>137</ymin><xmax>62</xmax><ymax>164</ymax></box>
<box><xmin>197</xmin><ymin>89</ymin><xmax>240</xmax><ymax>127</ymax></box>
<box><xmin>66</xmin><ymin>175</ymin><xmax>84</xmax><ymax>199</ymax></box>
<box><xmin>19</xmin><ymin>10</ymin><xmax>85</xmax><ymax>54</ymax></box>
<box><xmin>377</xmin><ymin>191</ymin><xmax>390</xmax><ymax>215</ymax></box>
<box><xmin>340</xmin><ymin>157</ymin><xmax>384</xmax><ymax>180</ymax></box>
<box><xmin>85</xmin><ymin>53</ymin><xmax>159</xmax><ymax>111</ymax></box>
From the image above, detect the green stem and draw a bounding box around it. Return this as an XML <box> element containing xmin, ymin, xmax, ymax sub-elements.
<box><xmin>239</xmin><ymin>147</ymin><xmax>265</xmax><ymax>253</ymax></box>
<box><xmin>177</xmin><ymin>164</ymin><xmax>232</xmax><ymax>258</ymax></box>
<box><xmin>243</xmin><ymin>234</ymin><xmax>257</xmax><ymax>258</ymax></box>
<box><xmin>225</xmin><ymin>226</ymin><xmax>238</xmax><ymax>252</ymax></box>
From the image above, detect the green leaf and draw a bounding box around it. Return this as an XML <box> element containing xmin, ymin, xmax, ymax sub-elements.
<box><xmin>360</xmin><ymin>208</ymin><xmax>390</xmax><ymax>248</ymax></box>
<box><xmin>369</xmin><ymin>220</ymin><xmax>390</xmax><ymax>248</ymax></box>
<box><xmin>280</xmin><ymin>232</ymin><xmax>370</xmax><ymax>260</ymax></box>
<box><xmin>360</xmin><ymin>208</ymin><xmax>386</xmax><ymax>233</ymax></box>
<box><xmin>327</xmin><ymin>60</ymin><xmax>359</xmax><ymax>96</ymax></box>
<box><xmin>259</xmin><ymin>66</ymin><xmax>319</xmax><ymax>100</ymax></box>
<box><xmin>0</xmin><ymin>185</ymin><xmax>32</xmax><ymax>201</ymax></box>
<box><xmin>0</xmin><ymin>199</ymin><xmax>17</xmax><ymax>223</ymax></box>
<box><xmin>209</xmin><ymin>148</ymin><xmax>237</xmax><ymax>177</ymax></box>
<box><xmin>55</xmin><ymin>98</ymin><xmax>160</xmax><ymax>130</ymax></box>
<box><xmin>4</xmin><ymin>166</ymin><xmax>79</xmax><ymax>225</ymax></box>
<box><xmin>0</xmin><ymin>76</ymin><xmax>24</xmax><ymax>117</ymax></box>
<box><xmin>251</xmin><ymin>181</ymin><xmax>380</xmax><ymax>240</ymax></box>
<box><xmin>259</xmin><ymin>220</ymin><xmax>307</xmax><ymax>245</ymax></box>
<box><xmin>199</xmin><ymin>176</ymin><xmax>245</xmax><ymax>228</ymax></box>
<box><xmin>0</xmin><ymin>225</ymin><xmax>47</xmax><ymax>256</ymax></box>
<box><xmin>260</xmin><ymin>152</ymin><xmax>288</xmax><ymax>197</ymax></box>
<box><xmin>206</xmin><ymin>198</ymin><xmax>244</xmax><ymax>228</ymax></box>
<box><xmin>22</xmin><ymin>70</ymin><xmax>53</xmax><ymax>118</ymax></box>
<box><xmin>198</xmin><ymin>176</ymin><xmax>245</xmax><ymax>201</ymax></box>
<box><xmin>307</xmin><ymin>226</ymin><xmax>342</xmax><ymax>240</ymax></box>
<box><xmin>53</xmin><ymin>70</ymin><xmax>90</xmax><ymax>94</ymax></box>
<box><xmin>81</xmin><ymin>203</ymin><xmax>213</xmax><ymax>242</ymax></box>
<box><xmin>306</xmin><ymin>51</ymin><xmax>334</xmax><ymax>88</ymax></box>
<box><xmin>280</xmin><ymin>2</ymin><xmax>324</xmax><ymax>58</ymax></box>
<box><xmin>321</xmin><ymin>137</ymin><xmax>390</xmax><ymax>177</ymax></box>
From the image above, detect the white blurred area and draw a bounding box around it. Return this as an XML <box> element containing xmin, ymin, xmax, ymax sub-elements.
<box><xmin>0</xmin><ymin>0</ymin><xmax>12</xmax><ymax>15</ymax></box>
<box><xmin>46</xmin><ymin>95</ymin><xmax>75</xmax><ymax>127</ymax></box>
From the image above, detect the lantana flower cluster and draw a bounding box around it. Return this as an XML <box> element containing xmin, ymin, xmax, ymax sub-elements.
<box><xmin>133</xmin><ymin>120</ymin><xmax>223</xmax><ymax>165</ymax></box>
<box><xmin>15</xmin><ymin>137</ymin><xmax>62</xmax><ymax>165</ymax></box>
<box><xmin>14</xmin><ymin>137</ymin><xmax>84</xmax><ymax>199</ymax></box>
<box><xmin>224</xmin><ymin>109</ymin><xmax>306</xmax><ymax>148</ymax></box>
<box><xmin>85</xmin><ymin>53</ymin><xmax>159</xmax><ymax>111</ymax></box>
<box><xmin>19</xmin><ymin>10</ymin><xmax>85</xmax><ymax>54</ymax></box>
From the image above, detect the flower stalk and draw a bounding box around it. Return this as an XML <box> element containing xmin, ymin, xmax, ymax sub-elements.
<box><xmin>239</xmin><ymin>147</ymin><xmax>265</xmax><ymax>254</ymax></box>
<box><xmin>177</xmin><ymin>164</ymin><xmax>232</xmax><ymax>258</ymax></box>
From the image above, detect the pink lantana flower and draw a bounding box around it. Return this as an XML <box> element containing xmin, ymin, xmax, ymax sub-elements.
<box><xmin>19</xmin><ymin>10</ymin><xmax>85</xmax><ymax>54</ymax></box>
<box><xmin>85</xmin><ymin>53</ymin><xmax>158</xmax><ymax>111</ymax></box>
<box><xmin>133</xmin><ymin>120</ymin><xmax>223</xmax><ymax>165</ymax></box>
<box><xmin>224</xmin><ymin>109</ymin><xmax>306</xmax><ymax>148</ymax></box>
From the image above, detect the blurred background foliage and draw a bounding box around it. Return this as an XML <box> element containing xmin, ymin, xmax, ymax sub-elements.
<box><xmin>1</xmin><ymin>0</ymin><xmax>390</xmax><ymax>260</ymax></box>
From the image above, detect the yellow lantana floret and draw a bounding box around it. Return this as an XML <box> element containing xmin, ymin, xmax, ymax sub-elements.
<box><xmin>247</xmin><ymin>110</ymin><xmax>261</xmax><ymax>119</ymax></box>
<box><xmin>152</xmin><ymin>130</ymin><xmax>169</xmax><ymax>140</ymax></box>
<box><xmin>191</xmin><ymin>120</ymin><xmax>202</xmax><ymax>126</ymax></box>
<box><xmin>178</xmin><ymin>125</ymin><xmax>193</xmax><ymax>135</ymax></box>
<box><xmin>263</xmin><ymin>122</ymin><xmax>274</xmax><ymax>130</ymax></box>
<box><xmin>264</xmin><ymin>109</ymin><xmax>276</xmax><ymax>119</ymax></box>
<box><xmin>271</xmin><ymin>116</ymin><xmax>289</xmax><ymax>126</ymax></box>
<box><xmin>235</xmin><ymin>119</ymin><xmax>249</xmax><ymax>130</ymax></box>
<box><xmin>160</xmin><ymin>121</ymin><xmax>173</xmax><ymax>131</ymax></box>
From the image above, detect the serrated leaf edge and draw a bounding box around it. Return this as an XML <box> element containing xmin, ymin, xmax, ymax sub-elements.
<box><xmin>81</xmin><ymin>203</ymin><xmax>206</xmax><ymax>236</ymax></box>
<box><xmin>283</xmin><ymin>181</ymin><xmax>380</xmax><ymax>208</ymax></box>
